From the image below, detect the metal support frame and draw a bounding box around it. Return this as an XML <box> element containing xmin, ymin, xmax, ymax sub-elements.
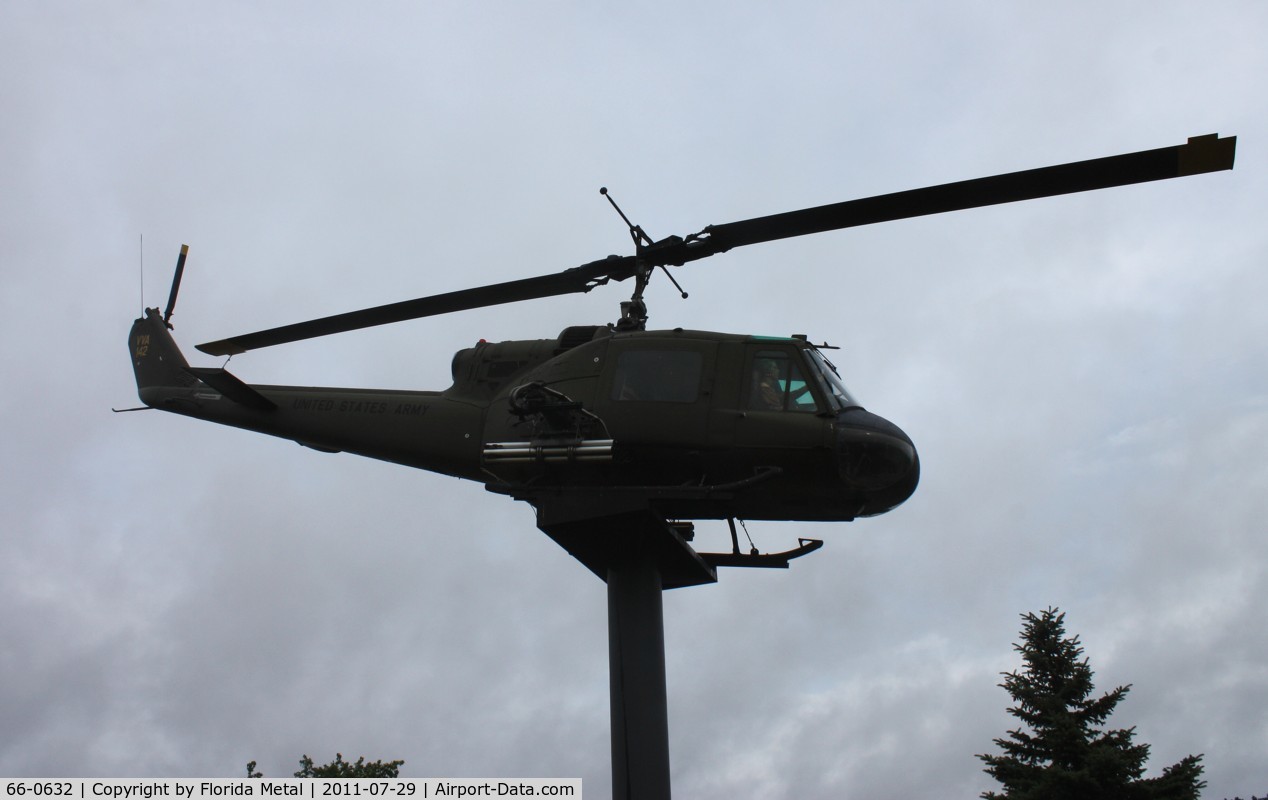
<box><xmin>527</xmin><ymin>501</ymin><xmax>823</xmax><ymax>798</ymax></box>
<box><xmin>607</xmin><ymin>552</ymin><xmax>671</xmax><ymax>800</ymax></box>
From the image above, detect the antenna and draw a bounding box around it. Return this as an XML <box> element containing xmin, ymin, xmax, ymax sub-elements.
<box><xmin>139</xmin><ymin>234</ymin><xmax>145</xmax><ymax>314</ymax></box>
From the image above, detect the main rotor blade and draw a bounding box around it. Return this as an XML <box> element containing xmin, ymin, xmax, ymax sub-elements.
<box><xmin>671</xmin><ymin>134</ymin><xmax>1236</xmax><ymax>261</ymax></box>
<box><xmin>196</xmin><ymin>257</ymin><xmax>632</xmax><ymax>356</ymax></box>
<box><xmin>197</xmin><ymin>133</ymin><xmax>1234</xmax><ymax>355</ymax></box>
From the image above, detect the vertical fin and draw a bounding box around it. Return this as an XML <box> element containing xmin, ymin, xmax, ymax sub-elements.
<box><xmin>129</xmin><ymin>309</ymin><xmax>196</xmax><ymax>399</ymax></box>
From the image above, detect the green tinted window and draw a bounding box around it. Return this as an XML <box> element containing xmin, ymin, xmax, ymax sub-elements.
<box><xmin>748</xmin><ymin>350</ymin><xmax>819</xmax><ymax>412</ymax></box>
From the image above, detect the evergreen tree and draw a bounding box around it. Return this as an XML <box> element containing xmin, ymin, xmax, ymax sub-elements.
<box><xmin>246</xmin><ymin>753</ymin><xmax>404</xmax><ymax>778</ymax></box>
<box><xmin>978</xmin><ymin>608</ymin><xmax>1205</xmax><ymax>800</ymax></box>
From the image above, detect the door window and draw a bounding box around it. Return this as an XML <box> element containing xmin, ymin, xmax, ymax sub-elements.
<box><xmin>610</xmin><ymin>350</ymin><xmax>703</xmax><ymax>403</ymax></box>
<box><xmin>747</xmin><ymin>350</ymin><xmax>820</xmax><ymax>412</ymax></box>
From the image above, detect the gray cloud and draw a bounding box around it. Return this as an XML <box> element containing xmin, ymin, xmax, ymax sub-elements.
<box><xmin>2</xmin><ymin>2</ymin><xmax>1265</xmax><ymax>797</ymax></box>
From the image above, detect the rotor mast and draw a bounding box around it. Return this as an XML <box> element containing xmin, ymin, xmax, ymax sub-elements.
<box><xmin>601</xmin><ymin>187</ymin><xmax>690</xmax><ymax>332</ymax></box>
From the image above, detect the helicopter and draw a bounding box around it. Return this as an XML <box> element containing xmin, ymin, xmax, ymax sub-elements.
<box><xmin>128</xmin><ymin>133</ymin><xmax>1235</xmax><ymax>584</ymax></box>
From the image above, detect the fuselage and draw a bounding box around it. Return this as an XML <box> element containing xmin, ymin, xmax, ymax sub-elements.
<box><xmin>131</xmin><ymin>311</ymin><xmax>919</xmax><ymax>523</ymax></box>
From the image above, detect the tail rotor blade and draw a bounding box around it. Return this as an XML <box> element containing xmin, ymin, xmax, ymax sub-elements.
<box><xmin>162</xmin><ymin>244</ymin><xmax>190</xmax><ymax>328</ymax></box>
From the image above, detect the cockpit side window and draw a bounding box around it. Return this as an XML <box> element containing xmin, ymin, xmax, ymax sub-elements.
<box><xmin>746</xmin><ymin>350</ymin><xmax>820</xmax><ymax>412</ymax></box>
<box><xmin>611</xmin><ymin>349</ymin><xmax>703</xmax><ymax>403</ymax></box>
<box><xmin>807</xmin><ymin>349</ymin><xmax>860</xmax><ymax>411</ymax></box>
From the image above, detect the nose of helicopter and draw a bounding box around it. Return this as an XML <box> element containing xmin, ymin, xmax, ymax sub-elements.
<box><xmin>835</xmin><ymin>407</ymin><xmax>920</xmax><ymax>514</ymax></box>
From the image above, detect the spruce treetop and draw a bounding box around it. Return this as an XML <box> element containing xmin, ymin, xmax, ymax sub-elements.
<box><xmin>979</xmin><ymin>608</ymin><xmax>1204</xmax><ymax>800</ymax></box>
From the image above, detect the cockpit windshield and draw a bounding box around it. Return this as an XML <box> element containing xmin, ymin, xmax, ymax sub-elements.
<box><xmin>807</xmin><ymin>349</ymin><xmax>860</xmax><ymax>411</ymax></box>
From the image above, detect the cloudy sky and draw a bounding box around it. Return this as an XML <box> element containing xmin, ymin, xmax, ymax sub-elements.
<box><xmin>3</xmin><ymin>2</ymin><xmax>1265</xmax><ymax>797</ymax></box>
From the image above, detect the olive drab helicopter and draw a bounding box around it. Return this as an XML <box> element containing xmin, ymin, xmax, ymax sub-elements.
<box><xmin>128</xmin><ymin>134</ymin><xmax>1236</xmax><ymax>586</ymax></box>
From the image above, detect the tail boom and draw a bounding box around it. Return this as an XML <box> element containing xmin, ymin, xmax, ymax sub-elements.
<box><xmin>128</xmin><ymin>309</ymin><xmax>485</xmax><ymax>479</ymax></box>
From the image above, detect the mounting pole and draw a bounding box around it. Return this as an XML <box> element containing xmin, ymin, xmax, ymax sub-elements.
<box><xmin>528</xmin><ymin>505</ymin><xmax>719</xmax><ymax>798</ymax></box>
<box><xmin>607</xmin><ymin>552</ymin><xmax>671</xmax><ymax>800</ymax></box>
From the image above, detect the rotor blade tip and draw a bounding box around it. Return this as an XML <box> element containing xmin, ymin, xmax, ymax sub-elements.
<box><xmin>195</xmin><ymin>340</ymin><xmax>245</xmax><ymax>357</ymax></box>
<box><xmin>1179</xmin><ymin>133</ymin><xmax>1236</xmax><ymax>175</ymax></box>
